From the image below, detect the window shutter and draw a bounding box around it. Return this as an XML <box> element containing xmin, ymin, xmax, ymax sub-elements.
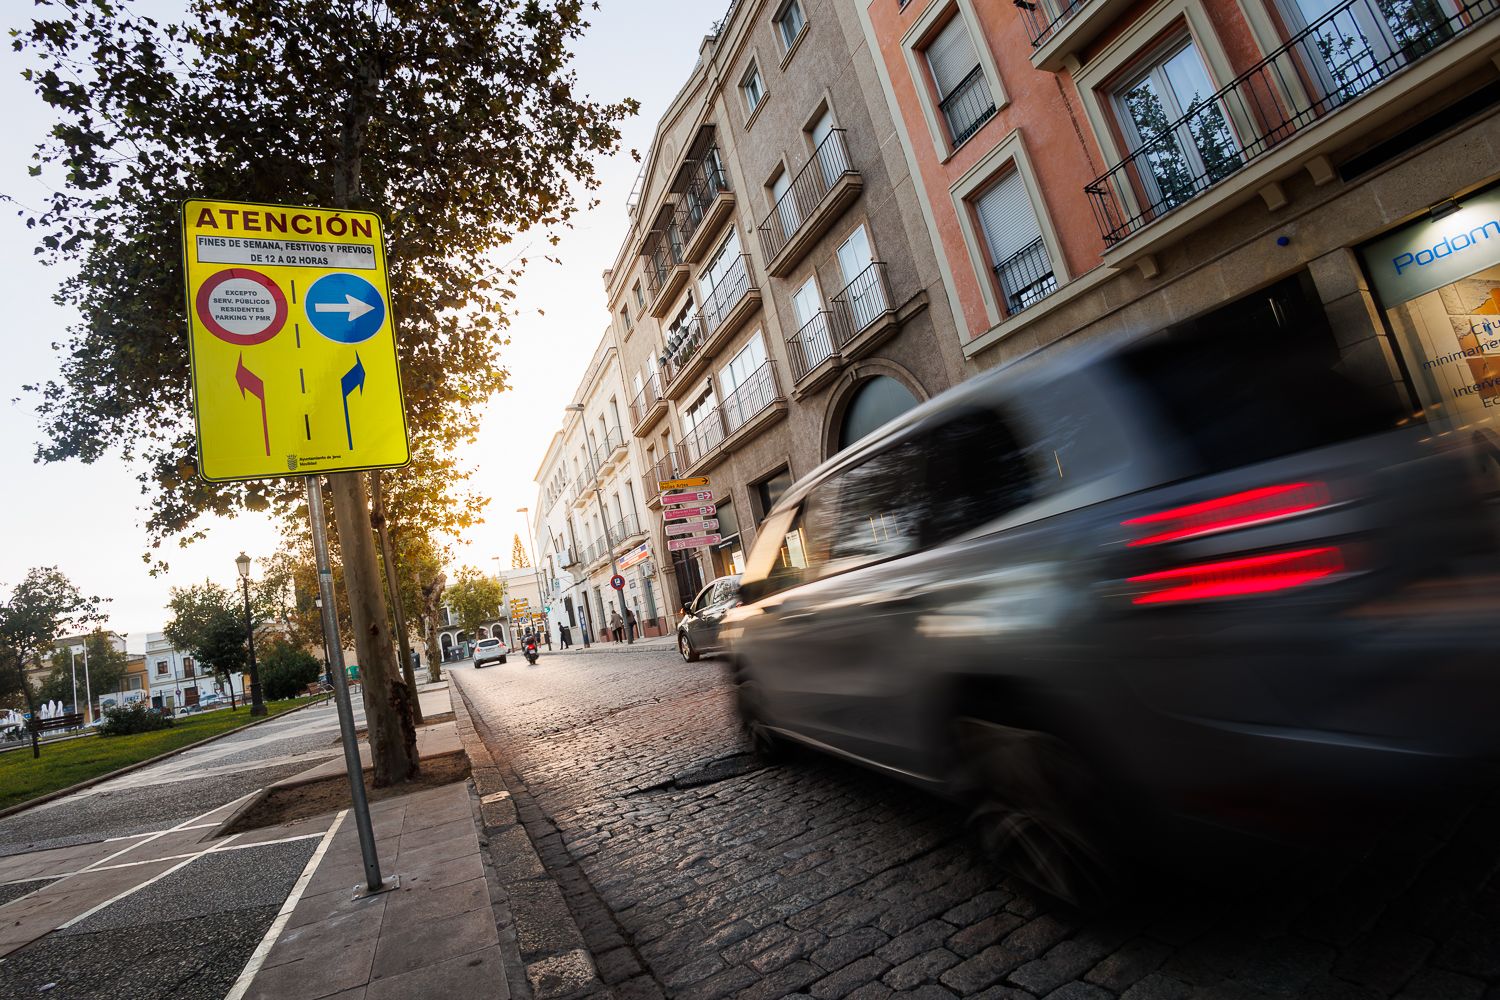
<box><xmin>926</xmin><ymin>16</ymin><xmax>981</xmax><ymax>99</ymax></box>
<box><xmin>975</xmin><ymin>171</ymin><xmax>1042</xmax><ymax>268</ymax></box>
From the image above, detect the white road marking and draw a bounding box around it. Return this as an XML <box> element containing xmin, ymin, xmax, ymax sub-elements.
<box><xmin>223</xmin><ymin>809</ymin><xmax>349</xmax><ymax>1000</ymax></box>
<box><xmin>58</xmin><ymin>833</ymin><xmax>242</xmax><ymax>930</ymax></box>
<box><xmin>1</xmin><ymin>831</ymin><xmax>328</xmax><ymax>884</ymax></box>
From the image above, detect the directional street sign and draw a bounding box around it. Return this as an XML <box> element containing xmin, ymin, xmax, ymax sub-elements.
<box><xmin>658</xmin><ymin>477</ymin><xmax>709</xmax><ymax>491</ymax></box>
<box><xmin>665</xmin><ymin>518</ymin><xmax>719</xmax><ymax>536</ymax></box>
<box><xmin>663</xmin><ymin>490</ymin><xmax>714</xmax><ymax>506</ymax></box>
<box><xmin>664</xmin><ymin>503</ymin><xmax>716</xmax><ymax>522</ymax></box>
<box><xmin>668</xmin><ymin>533</ymin><xmax>723</xmax><ymax>552</ymax></box>
<box><xmin>181</xmin><ymin>198</ymin><xmax>410</xmax><ymax>482</ymax></box>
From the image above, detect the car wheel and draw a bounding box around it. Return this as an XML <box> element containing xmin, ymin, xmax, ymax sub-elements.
<box><xmin>499</xmin><ymin>656</ymin><xmax>507</xmax><ymax>665</ymax></box>
<box><xmin>732</xmin><ymin>671</ymin><xmax>785</xmax><ymax>763</ymax></box>
<box><xmin>678</xmin><ymin>631</ymin><xmax>700</xmax><ymax>663</ymax></box>
<box><xmin>952</xmin><ymin>717</ymin><xmax>1120</xmax><ymax>910</ymax></box>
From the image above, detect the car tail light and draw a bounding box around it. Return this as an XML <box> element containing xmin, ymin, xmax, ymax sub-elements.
<box><xmin>1128</xmin><ymin>547</ymin><xmax>1345</xmax><ymax>605</ymax></box>
<box><xmin>1123</xmin><ymin>482</ymin><xmax>1332</xmax><ymax>547</ymax></box>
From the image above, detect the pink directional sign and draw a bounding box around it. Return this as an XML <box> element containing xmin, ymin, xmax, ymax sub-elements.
<box><xmin>668</xmin><ymin>533</ymin><xmax>722</xmax><ymax>552</ymax></box>
<box><xmin>664</xmin><ymin>503</ymin><xmax>716</xmax><ymax>522</ymax></box>
<box><xmin>662</xmin><ymin>489</ymin><xmax>713</xmax><ymax>506</ymax></box>
<box><xmin>665</xmin><ymin>518</ymin><xmax>718</xmax><ymax>536</ymax></box>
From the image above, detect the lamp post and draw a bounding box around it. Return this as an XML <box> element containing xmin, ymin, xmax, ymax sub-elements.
<box><xmin>565</xmin><ymin>404</ymin><xmax>632</xmax><ymax>645</ymax></box>
<box><xmin>235</xmin><ymin>552</ymin><xmax>267</xmax><ymax>717</ymax></box>
<box><xmin>516</xmin><ymin>507</ymin><xmax>552</xmax><ymax>650</ymax></box>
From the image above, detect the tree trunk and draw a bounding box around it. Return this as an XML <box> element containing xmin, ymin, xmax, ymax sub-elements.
<box><xmin>370</xmin><ymin>472</ymin><xmax>422</xmax><ymax>725</ymax></box>
<box><xmin>328</xmin><ymin>471</ymin><xmax>419</xmax><ymax>786</ymax></box>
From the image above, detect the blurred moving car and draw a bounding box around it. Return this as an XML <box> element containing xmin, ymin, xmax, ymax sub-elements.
<box><xmin>723</xmin><ymin>302</ymin><xmax>1500</xmax><ymax>905</ymax></box>
<box><xmin>676</xmin><ymin>575</ymin><xmax>741</xmax><ymax>662</ymax></box>
<box><xmin>474</xmin><ymin>637</ymin><xmax>508</xmax><ymax>668</ymax></box>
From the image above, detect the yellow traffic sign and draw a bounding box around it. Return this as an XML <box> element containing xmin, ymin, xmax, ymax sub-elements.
<box><xmin>180</xmin><ymin>198</ymin><xmax>410</xmax><ymax>482</ymax></box>
<box><xmin>658</xmin><ymin>477</ymin><xmax>710</xmax><ymax>491</ymax></box>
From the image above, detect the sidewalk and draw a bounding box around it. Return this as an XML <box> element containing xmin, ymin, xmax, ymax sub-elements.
<box><xmin>545</xmin><ymin>634</ymin><xmax>676</xmax><ymax>656</ymax></box>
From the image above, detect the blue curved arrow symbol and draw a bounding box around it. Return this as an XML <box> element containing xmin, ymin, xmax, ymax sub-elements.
<box><xmin>341</xmin><ymin>353</ymin><xmax>365</xmax><ymax>450</ymax></box>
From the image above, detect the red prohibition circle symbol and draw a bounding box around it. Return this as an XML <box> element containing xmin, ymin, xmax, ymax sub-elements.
<box><xmin>195</xmin><ymin>268</ymin><xmax>288</xmax><ymax>346</ymax></box>
<box><xmin>610</xmin><ymin>575</ymin><xmax>625</xmax><ymax>590</ymax></box>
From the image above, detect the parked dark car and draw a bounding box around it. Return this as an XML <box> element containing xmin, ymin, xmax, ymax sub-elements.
<box><xmin>722</xmin><ymin>321</ymin><xmax>1500</xmax><ymax>905</ymax></box>
<box><xmin>676</xmin><ymin>575</ymin><xmax>741</xmax><ymax>662</ymax></box>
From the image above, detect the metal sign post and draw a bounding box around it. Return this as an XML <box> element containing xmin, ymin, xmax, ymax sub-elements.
<box><xmin>307</xmin><ymin>473</ymin><xmax>390</xmax><ymax>897</ymax></box>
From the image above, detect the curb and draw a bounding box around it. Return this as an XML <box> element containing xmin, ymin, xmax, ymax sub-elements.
<box><xmin>543</xmin><ymin>640</ymin><xmax>676</xmax><ymax>657</ymax></box>
<box><xmin>0</xmin><ymin>701</ymin><xmax>316</xmax><ymax>822</ymax></box>
<box><xmin>449</xmin><ymin>674</ymin><xmax>606</xmax><ymax>1000</ymax></box>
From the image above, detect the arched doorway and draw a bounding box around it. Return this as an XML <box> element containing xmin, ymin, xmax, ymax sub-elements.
<box><xmin>838</xmin><ymin>374</ymin><xmax>921</xmax><ymax>452</ymax></box>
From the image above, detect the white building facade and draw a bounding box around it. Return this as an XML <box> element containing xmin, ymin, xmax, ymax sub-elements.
<box><xmin>145</xmin><ymin>631</ymin><xmax>233</xmax><ymax>712</ymax></box>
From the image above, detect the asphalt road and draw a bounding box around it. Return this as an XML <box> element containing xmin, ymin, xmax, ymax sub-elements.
<box><xmin>452</xmin><ymin>647</ymin><xmax>1500</xmax><ymax>1000</ymax></box>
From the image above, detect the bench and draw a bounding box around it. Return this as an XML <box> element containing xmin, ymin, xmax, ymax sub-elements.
<box><xmin>27</xmin><ymin>712</ymin><xmax>84</xmax><ymax>737</ymax></box>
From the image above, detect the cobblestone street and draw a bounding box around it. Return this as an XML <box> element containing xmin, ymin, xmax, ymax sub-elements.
<box><xmin>452</xmin><ymin>647</ymin><xmax>1500</xmax><ymax>1000</ymax></box>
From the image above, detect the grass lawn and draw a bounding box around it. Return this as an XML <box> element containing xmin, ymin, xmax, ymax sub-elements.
<box><xmin>0</xmin><ymin>698</ymin><xmax>312</xmax><ymax>812</ymax></box>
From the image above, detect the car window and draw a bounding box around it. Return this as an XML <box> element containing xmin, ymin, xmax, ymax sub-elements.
<box><xmin>691</xmin><ymin>583</ymin><xmax>715</xmax><ymax>613</ymax></box>
<box><xmin>737</xmin><ymin>477</ymin><xmax>837</xmax><ymax>599</ymax></box>
<box><xmin>710</xmin><ymin>580</ymin><xmax>730</xmax><ymax>605</ymax></box>
<box><xmin>827</xmin><ymin>436</ymin><xmax>927</xmax><ymax>566</ymax></box>
<box><xmin>920</xmin><ymin>408</ymin><xmax>1037</xmax><ymax>545</ymax></box>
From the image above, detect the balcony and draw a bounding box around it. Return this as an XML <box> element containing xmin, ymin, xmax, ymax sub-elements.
<box><xmin>558</xmin><ymin>546</ymin><xmax>581</xmax><ymax>570</ymax></box>
<box><xmin>675</xmin><ymin>364</ymin><xmax>788</xmax><ymax>476</ymax></box>
<box><xmin>757</xmin><ymin>130</ymin><xmax>863</xmax><ymax>278</ymax></box>
<box><xmin>644</xmin><ymin>454</ymin><xmax>681</xmax><ymax>510</ymax></box>
<box><xmin>629</xmin><ymin>373</ymin><xmax>668</xmax><ymax>436</ymax></box>
<box><xmin>938</xmin><ymin>68</ymin><xmax>996</xmax><ymax>148</ymax></box>
<box><xmin>786</xmin><ymin>308</ymin><xmax>853</xmax><ymax>395</ymax></box>
<box><xmin>1085</xmin><ymin>0</ymin><xmax>1498</xmax><ymax>256</ymax></box>
<box><xmin>595</xmin><ymin>425</ymin><xmax>628</xmax><ymax>474</ymax></box>
<box><xmin>831</xmin><ymin>261</ymin><xmax>897</xmax><ymax>360</ymax></box>
<box><xmin>680</xmin><ymin>154</ymin><xmax>737</xmax><ymax>263</ymax></box>
<box><xmin>610</xmin><ymin>514</ymin><xmax>648</xmax><ymax>550</ymax></box>
<box><xmin>571</xmin><ymin>466</ymin><xmax>596</xmax><ymax>509</ymax></box>
<box><xmin>1018</xmin><ymin>0</ymin><xmax>1125</xmax><ymax>73</ymax></box>
<box><xmin>662</xmin><ymin>254</ymin><xmax>761</xmax><ymax>400</ymax></box>
<box><xmin>677</xmin><ymin>408</ymin><xmax>728</xmax><ymax>475</ymax></box>
<box><xmin>644</xmin><ymin>226</ymin><xmax>689</xmax><ymax>318</ymax></box>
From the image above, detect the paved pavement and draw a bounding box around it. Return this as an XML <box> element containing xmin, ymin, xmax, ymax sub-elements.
<box><xmin>450</xmin><ymin>646</ymin><xmax>1500</xmax><ymax>1000</ymax></box>
<box><xmin>0</xmin><ymin>683</ymin><xmax>491</xmax><ymax>1000</ymax></box>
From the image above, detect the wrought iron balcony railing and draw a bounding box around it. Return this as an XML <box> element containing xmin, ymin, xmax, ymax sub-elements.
<box><xmin>679</xmin><ymin>409</ymin><xmax>727</xmax><ymax>468</ymax></box>
<box><xmin>628</xmin><ymin>373</ymin><xmax>664</xmax><ymax>428</ymax></box>
<box><xmin>939</xmin><ymin>67</ymin><xmax>996</xmax><ymax>147</ymax></box>
<box><xmin>757</xmin><ymin>130</ymin><xmax>857</xmax><ymax>261</ymax></box>
<box><xmin>1016</xmin><ymin>0</ymin><xmax>1093</xmax><ymax>49</ymax></box>
<box><xmin>1086</xmin><ymin>0</ymin><xmax>1497</xmax><ymax>245</ymax></box>
<box><xmin>610</xmin><ymin>514</ymin><xmax>645</xmax><ymax>546</ymax></box>
<box><xmin>680</xmin><ymin>152</ymin><xmax>732</xmax><ymax>248</ymax></box>
<box><xmin>832</xmin><ymin>261</ymin><xmax>893</xmax><ymax>337</ymax></box>
<box><xmin>786</xmin><ymin>309</ymin><xmax>851</xmax><ymax>382</ymax></box>
<box><xmin>721</xmin><ymin>362</ymin><xmax>782</xmax><ymax>436</ymax></box>
<box><xmin>699</xmin><ymin>253</ymin><xmax>755</xmax><ymax>335</ymax></box>
<box><xmin>995</xmin><ymin>237</ymin><xmax>1059</xmax><ymax>315</ymax></box>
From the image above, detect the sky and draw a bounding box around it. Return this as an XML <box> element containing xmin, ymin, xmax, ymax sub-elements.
<box><xmin>0</xmin><ymin>1</ymin><xmax>712</xmax><ymax>652</ymax></box>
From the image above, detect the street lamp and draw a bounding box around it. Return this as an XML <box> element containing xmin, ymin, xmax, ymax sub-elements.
<box><xmin>563</xmin><ymin>404</ymin><xmax>632</xmax><ymax>645</ymax></box>
<box><xmin>235</xmin><ymin>552</ymin><xmax>267</xmax><ymax>717</ymax></box>
<box><xmin>516</xmin><ymin>507</ymin><xmax>552</xmax><ymax>650</ymax></box>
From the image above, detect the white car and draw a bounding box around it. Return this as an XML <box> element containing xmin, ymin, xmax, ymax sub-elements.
<box><xmin>473</xmin><ymin>637</ymin><xmax>508</xmax><ymax>668</ymax></box>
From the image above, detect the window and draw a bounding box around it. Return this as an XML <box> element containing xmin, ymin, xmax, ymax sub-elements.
<box><xmin>721</xmin><ymin>334</ymin><xmax>773</xmax><ymax>432</ymax></box>
<box><xmin>974</xmin><ymin>170</ymin><xmax>1057</xmax><ymax>315</ymax></box>
<box><xmin>925</xmin><ymin>13</ymin><xmax>995</xmax><ymax>146</ymax></box>
<box><xmin>839</xmin><ymin>376</ymin><xmax>919</xmax><ymax>451</ymax></box>
<box><xmin>827</xmin><ymin>437</ymin><xmax>928</xmax><ymax>565</ymax></box>
<box><xmin>183</xmin><ymin>657</ymin><xmax>195</xmax><ymax>679</ymax></box>
<box><xmin>753</xmin><ymin>467</ymin><xmax>793</xmax><ymax>520</ymax></box>
<box><xmin>699</xmin><ymin>230</ymin><xmax>748</xmax><ymax>330</ymax></box>
<box><xmin>835</xmin><ymin>225</ymin><xmax>888</xmax><ymax>332</ymax></box>
<box><xmin>155</xmin><ymin>660</ymin><xmax>168</xmax><ymax>677</ymax></box>
<box><xmin>633</xmin><ymin>281</ymin><xmax>645</xmax><ymax>309</ymax></box>
<box><xmin>776</xmin><ymin>0</ymin><xmax>807</xmax><ymax>50</ymax></box>
<box><xmin>620</xmin><ymin>303</ymin><xmax>632</xmax><ymax>331</ymax></box>
<box><xmin>1114</xmin><ymin>39</ymin><xmax>1240</xmax><ymax>213</ymax></box>
<box><xmin>919</xmin><ymin>410</ymin><xmax>1038</xmax><ymax>545</ymax></box>
<box><xmin>739</xmin><ymin>475</ymin><xmax>838</xmax><ymax>598</ymax></box>
<box><xmin>769</xmin><ymin>167</ymin><xmax>799</xmax><ymax>242</ymax></box>
<box><xmin>741</xmin><ymin>63</ymin><xmax>766</xmax><ymax>115</ymax></box>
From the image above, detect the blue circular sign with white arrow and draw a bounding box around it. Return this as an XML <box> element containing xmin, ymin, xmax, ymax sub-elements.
<box><xmin>305</xmin><ymin>272</ymin><xmax>386</xmax><ymax>344</ymax></box>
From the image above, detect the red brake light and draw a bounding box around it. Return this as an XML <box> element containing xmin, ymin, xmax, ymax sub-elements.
<box><xmin>1123</xmin><ymin>482</ymin><xmax>1331</xmax><ymax>547</ymax></box>
<box><xmin>1128</xmin><ymin>547</ymin><xmax>1344</xmax><ymax>605</ymax></box>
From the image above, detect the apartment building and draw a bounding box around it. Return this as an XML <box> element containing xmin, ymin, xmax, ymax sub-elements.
<box><xmin>26</xmin><ymin>630</ymin><xmax>129</xmax><ymax>704</ymax></box>
<box><xmin>601</xmin><ymin>0</ymin><xmax>969</xmax><ymax>613</ymax></box>
<box><xmin>858</xmin><ymin>0</ymin><xmax>1500</xmax><ymax>442</ymax></box>
<box><xmin>145</xmin><ymin>631</ymin><xmax>226</xmax><ymax>712</ymax></box>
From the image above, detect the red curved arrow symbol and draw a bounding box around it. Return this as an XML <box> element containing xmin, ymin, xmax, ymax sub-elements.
<box><xmin>235</xmin><ymin>354</ymin><xmax>270</xmax><ymax>456</ymax></box>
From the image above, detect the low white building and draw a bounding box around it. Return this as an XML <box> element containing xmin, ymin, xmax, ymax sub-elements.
<box><xmin>145</xmin><ymin>631</ymin><xmax>235</xmax><ymax>712</ymax></box>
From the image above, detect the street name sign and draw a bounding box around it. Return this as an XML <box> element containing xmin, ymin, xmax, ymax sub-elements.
<box><xmin>658</xmin><ymin>477</ymin><xmax>709</xmax><ymax>491</ymax></box>
<box><xmin>664</xmin><ymin>503</ymin><xmax>716</xmax><ymax>521</ymax></box>
<box><xmin>662</xmin><ymin>490</ymin><xmax>714</xmax><ymax>506</ymax></box>
<box><xmin>668</xmin><ymin>533</ymin><xmax>723</xmax><ymax>552</ymax></box>
<box><xmin>665</xmin><ymin>518</ymin><xmax>719</xmax><ymax>536</ymax></box>
<box><xmin>181</xmin><ymin>198</ymin><xmax>410</xmax><ymax>482</ymax></box>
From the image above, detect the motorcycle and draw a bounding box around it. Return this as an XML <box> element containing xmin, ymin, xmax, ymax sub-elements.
<box><xmin>523</xmin><ymin>638</ymin><xmax>540</xmax><ymax>665</ymax></box>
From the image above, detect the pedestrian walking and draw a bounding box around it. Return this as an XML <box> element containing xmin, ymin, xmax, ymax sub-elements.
<box><xmin>625</xmin><ymin>607</ymin><xmax>639</xmax><ymax>640</ymax></box>
<box><xmin>559</xmin><ymin>623</ymin><xmax>572</xmax><ymax>649</ymax></box>
<box><xmin>609</xmin><ymin>608</ymin><xmax>624</xmax><ymax>643</ymax></box>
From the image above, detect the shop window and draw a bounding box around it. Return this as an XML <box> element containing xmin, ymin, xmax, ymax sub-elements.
<box><xmin>753</xmin><ymin>466</ymin><xmax>793</xmax><ymax>520</ymax></box>
<box><xmin>1113</xmin><ymin>38</ymin><xmax>1240</xmax><ymax>214</ymax></box>
<box><xmin>974</xmin><ymin>170</ymin><xmax>1057</xmax><ymax>315</ymax></box>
